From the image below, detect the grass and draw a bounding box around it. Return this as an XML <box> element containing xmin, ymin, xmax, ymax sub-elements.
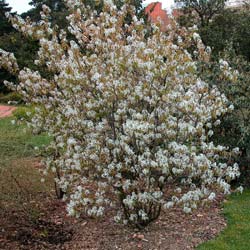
<box><xmin>197</xmin><ymin>190</ymin><xmax>250</xmax><ymax>250</ymax></box>
<box><xmin>0</xmin><ymin>114</ymin><xmax>50</xmax><ymax>160</ymax></box>
<box><xmin>0</xmin><ymin>110</ymin><xmax>52</xmax><ymax>220</ymax></box>
<box><xmin>0</xmin><ymin>111</ymin><xmax>72</xmax><ymax>248</ymax></box>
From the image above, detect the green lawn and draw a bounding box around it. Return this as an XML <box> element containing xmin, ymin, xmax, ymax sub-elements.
<box><xmin>0</xmin><ymin>114</ymin><xmax>50</xmax><ymax>161</ymax></box>
<box><xmin>197</xmin><ymin>190</ymin><xmax>250</xmax><ymax>250</ymax></box>
<box><xmin>0</xmin><ymin>111</ymin><xmax>52</xmax><ymax>218</ymax></box>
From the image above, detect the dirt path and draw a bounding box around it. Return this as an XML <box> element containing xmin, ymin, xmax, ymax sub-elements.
<box><xmin>0</xmin><ymin>105</ymin><xmax>16</xmax><ymax>118</ymax></box>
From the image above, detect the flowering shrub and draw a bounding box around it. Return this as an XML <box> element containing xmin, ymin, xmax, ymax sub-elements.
<box><xmin>0</xmin><ymin>0</ymin><xmax>240</xmax><ymax>228</ymax></box>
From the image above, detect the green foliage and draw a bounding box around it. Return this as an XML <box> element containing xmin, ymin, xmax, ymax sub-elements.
<box><xmin>0</xmin><ymin>31</ymin><xmax>39</xmax><ymax>94</ymax></box>
<box><xmin>177</xmin><ymin>3</ymin><xmax>250</xmax><ymax>186</ymax></box>
<box><xmin>197</xmin><ymin>50</ymin><xmax>250</xmax><ymax>186</ymax></box>
<box><xmin>175</xmin><ymin>0</ymin><xmax>227</xmax><ymax>27</ymax></box>
<box><xmin>13</xmin><ymin>106</ymin><xmax>35</xmax><ymax>121</ymax></box>
<box><xmin>0</xmin><ymin>91</ymin><xmax>22</xmax><ymax>103</ymax></box>
<box><xmin>0</xmin><ymin>0</ymin><xmax>13</xmax><ymax>35</ymax></box>
<box><xmin>200</xmin><ymin>8</ymin><xmax>250</xmax><ymax>61</ymax></box>
<box><xmin>23</xmin><ymin>0</ymin><xmax>145</xmax><ymax>29</ymax></box>
<box><xmin>22</xmin><ymin>0</ymin><xmax>69</xmax><ymax>29</ymax></box>
<box><xmin>216</xmin><ymin>54</ymin><xmax>250</xmax><ymax>186</ymax></box>
<box><xmin>0</xmin><ymin>0</ymin><xmax>15</xmax><ymax>93</ymax></box>
<box><xmin>0</xmin><ymin>32</ymin><xmax>39</xmax><ymax>68</ymax></box>
<box><xmin>0</xmin><ymin>1</ymin><xmax>39</xmax><ymax>94</ymax></box>
<box><xmin>197</xmin><ymin>190</ymin><xmax>250</xmax><ymax>250</ymax></box>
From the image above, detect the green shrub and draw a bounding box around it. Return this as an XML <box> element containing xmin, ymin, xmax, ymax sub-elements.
<box><xmin>0</xmin><ymin>92</ymin><xmax>23</xmax><ymax>104</ymax></box>
<box><xmin>197</xmin><ymin>51</ymin><xmax>250</xmax><ymax>187</ymax></box>
<box><xmin>13</xmin><ymin>106</ymin><xmax>35</xmax><ymax>122</ymax></box>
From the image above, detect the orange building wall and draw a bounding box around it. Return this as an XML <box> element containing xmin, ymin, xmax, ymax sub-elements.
<box><xmin>145</xmin><ymin>2</ymin><xmax>170</xmax><ymax>29</ymax></box>
<box><xmin>145</xmin><ymin>2</ymin><xmax>182</xmax><ymax>31</ymax></box>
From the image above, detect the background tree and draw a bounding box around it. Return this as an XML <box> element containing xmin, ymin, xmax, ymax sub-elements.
<box><xmin>200</xmin><ymin>7</ymin><xmax>250</xmax><ymax>60</ymax></box>
<box><xmin>175</xmin><ymin>0</ymin><xmax>228</xmax><ymax>27</ymax></box>
<box><xmin>196</xmin><ymin>49</ymin><xmax>250</xmax><ymax>186</ymax></box>
<box><xmin>188</xmin><ymin>3</ymin><xmax>250</xmax><ymax>186</ymax></box>
<box><xmin>22</xmin><ymin>0</ymin><xmax>68</xmax><ymax>28</ymax></box>
<box><xmin>0</xmin><ymin>0</ymin><xmax>13</xmax><ymax>35</ymax></box>
<box><xmin>0</xmin><ymin>0</ymin><xmax>17</xmax><ymax>94</ymax></box>
<box><xmin>0</xmin><ymin>0</ymin><xmax>40</xmax><ymax>97</ymax></box>
<box><xmin>24</xmin><ymin>0</ymin><xmax>145</xmax><ymax>26</ymax></box>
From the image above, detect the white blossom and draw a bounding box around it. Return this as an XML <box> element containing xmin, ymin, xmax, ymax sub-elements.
<box><xmin>0</xmin><ymin>0</ymin><xmax>240</xmax><ymax>228</ymax></box>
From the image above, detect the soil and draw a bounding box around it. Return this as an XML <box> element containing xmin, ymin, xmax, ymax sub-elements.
<box><xmin>0</xmin><ymin>159</ymin><xmax>227</xmax><ymax>250</ymax></box>
<box><xmin>0</xmin><ymin>192</ymin><xmax>226</xmax><ymax>250</ymax></box>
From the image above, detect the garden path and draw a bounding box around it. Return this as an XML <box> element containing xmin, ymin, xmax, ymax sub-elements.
<box><xmin>0</xmin><ymin>105</ymin><xmax>16</xmax><ymax>118</ymax></box>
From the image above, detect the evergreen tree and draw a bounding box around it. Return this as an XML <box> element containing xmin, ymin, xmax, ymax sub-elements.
<box><xmin>0</xmin><ymin>0</ymin><xmax>13</xmax><ymax>36</ymax></box>
<box><xmin>0</xmin><ymin>0</ymin><xmax>15</xmax><ymax>93</ymax></box>
<box><xmin>0</xmin><ymin>1</ymin><xmax>39</xmax><ymax>95</ymax></box>
<box><xmin>22</xmin><ymin>0</ymin><xmax>68</xmax><ymax>28</ymax></box>
<box><xmin>24</xmin><ymin>0</ymin><xmax>145</xmax><ymax>28</ymax></box>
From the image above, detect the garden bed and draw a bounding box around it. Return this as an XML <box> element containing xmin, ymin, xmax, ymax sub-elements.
<box><xmin>0</xmin><ymin>158</ymin><xmax>227</xmax><ymax>250</ymax></box>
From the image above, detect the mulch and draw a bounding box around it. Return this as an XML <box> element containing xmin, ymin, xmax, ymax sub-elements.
<box><xmin>0</xmin><ymin>185</ymin><xmax>226</xmax><ymax>250</ymax></box>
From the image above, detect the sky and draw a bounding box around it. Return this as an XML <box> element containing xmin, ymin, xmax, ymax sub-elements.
<box><xmin>6</xmin><ymin>0</ymin><xmax>31</xmax><ymax>14</ymax></box>
<box><xmin>6</xmin><ymin>0</ymin><xmax>176</xmax><ymax>14</ymax></box>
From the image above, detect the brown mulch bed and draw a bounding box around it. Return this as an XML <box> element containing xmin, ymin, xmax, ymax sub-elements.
<box><xmin>0</xmin><ymin>194</ymin><xmax>226</xmax><ymax>250</ymax></box>
<box><xmin>0</xmin><ymin>159</ymin><xmax>227</xmax><ymax>250</ymax></box>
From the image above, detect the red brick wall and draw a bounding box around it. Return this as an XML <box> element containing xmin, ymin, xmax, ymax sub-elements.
<box><xmin>145</xmin><ymin>2</ymin><xmax>182</xmax><ymax>31</ymax></box>
<box><xmin>145</xmin><ymin>2</ymin><xmax>170</xmax><ymax>30</ymax></box>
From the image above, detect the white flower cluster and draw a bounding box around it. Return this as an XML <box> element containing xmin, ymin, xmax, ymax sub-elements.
<box><xmin>0</xmin><ymin>49</ymin><xmax>19</xmax><ymax>74</ymax></box>
<box><xmin>0</xmin><ymin>1</ymin><xmax>240</xmax><ymax>228</ymax></box>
